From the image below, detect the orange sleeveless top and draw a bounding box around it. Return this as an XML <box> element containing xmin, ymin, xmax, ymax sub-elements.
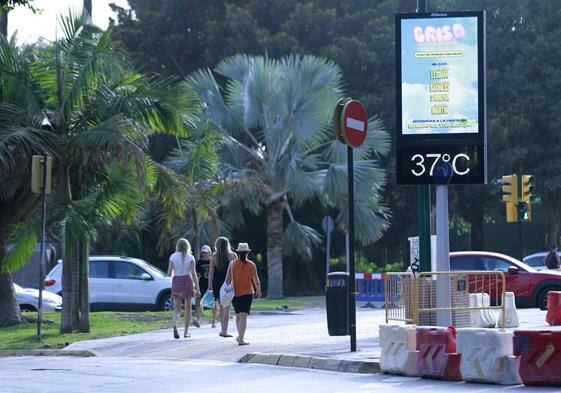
<box><xmin>232</xmin><ymin>259</ymin><xmax>256</xmax><ymax>297</ymax></box>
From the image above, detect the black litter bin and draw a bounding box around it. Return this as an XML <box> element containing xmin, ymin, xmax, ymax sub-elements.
<box><xmin>326</xmin><ymin>271</ymin><xmax>350</xmax><ymax>336</ymax></box>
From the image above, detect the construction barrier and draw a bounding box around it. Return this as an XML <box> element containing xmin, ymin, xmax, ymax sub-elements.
<box><xmin>379</xmin><ymin>324</ymin><xmax>419</xmax><ymax>376</ymax></box>
<box><xmin>513</xmin><ymin>330</ymin><xmax>561</xmax><ymax>386</ymax></box>
<box><xmin>497</xmin><ymin>292</ymin><xmax>519</xmax><ymax>328</ymax></box>
<box><xmin>416</xmin><ymin>326</ymin><xmax>463</xmax><ymax>381</ymax></box>
<box><xmin>457</xmin><ymin>328</ymin><xmax>522</xmax><ymax>385</ymax></box>
<box><xmin>546</xmin><ymin>291</ymin><xmax>561</xmax><ymax>326</ymax></box>
<box><xmin>385</xmin><ymin>271</ymin><xmax>506</xmax><ymax>328</ymax></box>
<box><xmin>469</xmin><ymin>293</ymin><xmax>496</xmax><ymax>328</ymax></box>
<box><xmin>355</xmin><ymin>273</ymin><xmax>384</xmax><ymax>303</ymax></box>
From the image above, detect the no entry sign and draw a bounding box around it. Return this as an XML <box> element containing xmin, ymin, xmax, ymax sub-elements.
<box><xmin>341</xmin><ymin>100</ymin><xmax>368</xmax><ymax>148</ymax></box>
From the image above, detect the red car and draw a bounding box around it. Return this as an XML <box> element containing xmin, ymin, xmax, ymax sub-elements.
<box><xmin>450</xmin><ymin>251</ymin><xmax>561</xmax><ymax>310</ymax></box>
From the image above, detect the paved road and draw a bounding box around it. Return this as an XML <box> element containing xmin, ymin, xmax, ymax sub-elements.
<box><xmin>3</xmin><ymin>356</ymin><xmax>559</xmax><ymax>393</ymax></box>
<box><xmin>67</xmin><ymin>307</ymin><xmax>385</xmax><ymax>362</ymax></box>
<box><xmin>66</xmin><ymin>306</ymin><xmax>555</xmax><ymax>363</ymax></box>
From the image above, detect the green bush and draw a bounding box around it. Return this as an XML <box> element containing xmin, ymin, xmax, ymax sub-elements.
<box><xmin>329</xmin><ymin>256</ymin><xmax>404</xmax><ymax>273</ymax></box>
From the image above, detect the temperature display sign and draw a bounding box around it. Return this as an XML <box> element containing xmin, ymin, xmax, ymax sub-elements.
<box><xmin>396</xmin><ymin>11</ymin><xmax>486</xmax><ymax>185</ymax></box>
<box><xmin>396</xmin><ymin>145</ymin><xmax>485</xmax><ymax>184</ymax></box>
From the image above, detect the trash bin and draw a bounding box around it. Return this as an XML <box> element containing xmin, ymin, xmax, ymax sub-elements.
<box><xmin>326</xmin><ymin>271</ymin><xmax>350</xmax><ymax>336</ymax></box>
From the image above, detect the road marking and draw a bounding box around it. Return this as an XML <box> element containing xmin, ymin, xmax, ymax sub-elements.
<box><xmin>346</xmin><ymin>118</ymin><xmax>365</xmax><ymax>132</ymax></box>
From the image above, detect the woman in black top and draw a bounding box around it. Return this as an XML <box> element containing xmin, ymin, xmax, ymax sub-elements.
<box><xmin>208</xmin><ymin>237</ymin><xmax>237</xmax><ymax>337</ymax></box>
<box><xmin>195</xmin><ymin>245</ymin><xmax>212</xmax><ymax>327</ymax></box>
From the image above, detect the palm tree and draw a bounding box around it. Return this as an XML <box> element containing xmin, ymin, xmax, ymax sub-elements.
<box><xmin>189</xmin><ymin>55</ymin><xmax>390</xmax><ymax>298</ymax></box>
<box><xmin>164</xmin><ymin>129</ymin><xmax>224</xmax><ymax>254</ymax></box>
<box><xmin>0</xmin><ymin>12</ymin><xmax>198</xmax><ymax>330</ymax></box>
<box><xmin>0</xmin><ymin>34</ymin><xmax>45</xmax><ymax>327</ymax></box>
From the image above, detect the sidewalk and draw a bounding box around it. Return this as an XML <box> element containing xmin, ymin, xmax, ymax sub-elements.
<box><xmin>66</xmin><ymin>303</ymin><xmax>554</xmax><ymax>373</ymax></box>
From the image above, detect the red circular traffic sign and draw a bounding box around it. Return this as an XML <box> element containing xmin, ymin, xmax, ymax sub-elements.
<box><xmin>341</xmin><ymin>100</ymin><xmax>367</xmax><ymax>148</ymax></box>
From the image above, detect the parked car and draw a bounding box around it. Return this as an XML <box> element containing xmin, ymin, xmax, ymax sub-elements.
<box><xmin>450</xmin><ymin>251</ymin><xmax>561</xmax><ymax>310</ymax></box>
<box><xmin>44</xmin><ymin>256</ymin><xmax>173</xmax><ymax>311</ymax></box>
<box><xmin>14</xmin><ymin>283</ymin><xmax>62</xmax><ymax>312</ymax></box>
<box><xmin>523</xmin><ymin>252</ymin><xmax>561</xmax><ymax>271</ymax></box>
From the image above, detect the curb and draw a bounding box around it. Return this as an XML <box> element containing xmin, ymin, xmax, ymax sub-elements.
<box><xmin>0</xmin><ymin>349</ymin><xmax>98</xmax><ymax>357</ymax></box>
<box><xmin>239</xmin><ymin>352</ymin><xmax>380</xmax><ymax>374</ymax></box>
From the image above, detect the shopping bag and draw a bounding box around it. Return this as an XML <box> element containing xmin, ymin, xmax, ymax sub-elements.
<box><xmin>202</xmin><ymin>290</ymin><xmax>215</xmax><ymax>309</ymax></box>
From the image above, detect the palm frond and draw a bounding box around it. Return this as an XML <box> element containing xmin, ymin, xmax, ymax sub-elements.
<box><xmin>283</xmin><ymin>221</ymin><xmax>322</xmax><ymax>260</ymax></box>
<box><xmin>2</xmin><ymin>219</ymin><xmax>39</xmax><ymax>273</ymax></box>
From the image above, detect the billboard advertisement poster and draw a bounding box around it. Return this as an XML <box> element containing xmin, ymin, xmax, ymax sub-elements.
<box><xmin>396</xmin><ymin>11</ymin><xmax>486</xmax><ymax>185</ymax></box>
<box><xmin>400</xmin><ymin>16</ymin><xmax>479</xmax><ymax>135</ymax></box>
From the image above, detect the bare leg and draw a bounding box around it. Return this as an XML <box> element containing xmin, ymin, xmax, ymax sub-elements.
<box><xmin>172</xmin><ymin>297</ymin><xmax>181</xmax><ymax>339</ymax></box>
<box><xmin>237</xmin><ymin>312</ymin><xmax>248</xmax><ymax>344</ymax></box>
<box><xmin>211</xmin><ymin>302</ymin><xmax>217</xmax><ymax>327</ymax></box>
<box><xmin>184</xmin><ymin>297</ymin><xmax>192</xmax><ymax>337</ymax></box>
<box><xmin>220</xmin><ymin>304</ymin><xmax>231</xmax><ymax>336</ymax></box>
<box><xmin>194</xmin><ymin>298</ymin><xmax>201</xmax><ymax>327</ymax></box>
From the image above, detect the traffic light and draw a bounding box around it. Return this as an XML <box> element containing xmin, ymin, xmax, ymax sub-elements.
<box><xmin>501</xmin><ymin>175</ymin><xmax>518</xmax><ymax>204</ymax></box>
<box><xmin>521</xmin><ymin>175</ymin><xmax>535</xmax><ymax>202</ymax></box>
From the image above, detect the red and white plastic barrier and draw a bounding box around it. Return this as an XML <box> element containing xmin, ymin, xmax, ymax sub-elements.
<box><xmin>457</xmin><ymin>328</ymin><xmax>522</xmax><ymax>385</ymax></box>
<box><xmin>546</xmin><ymin>291</ymin><xmax>561</xmax><ymax>326</ymax></box>
<box><xmin>514</xmin><ymin>330</ymin><xmax>561</xmax><ymax>386</ymax></box>
<box><xmin>416</xmin><ymin>326</ymin><xmax>463</xmax><ymax>381</ymax></box>
<box><xmin>379</xmin><ymin>324</ymin><xmax>419</xmax><ymax>376</ymax></box>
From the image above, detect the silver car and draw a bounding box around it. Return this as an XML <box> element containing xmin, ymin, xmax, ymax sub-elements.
<box><xmin>523</xmin><ymin>252</ymin><xmax>561</xmax><ymax>271</ymax></box>
<box><xmin>14</xmin><ymin>283</ymin><xmax>62</xmax><ymax>312</ymax></box>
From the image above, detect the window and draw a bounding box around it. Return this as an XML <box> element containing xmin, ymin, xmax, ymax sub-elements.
<box><xmin>524</xmin><ymin>256</ymin><xmax>544</xmax><ymax>268</ymax></box>
<box><xmin>450</xmin><ymin>256</ymin><xmax>482</xmax><ymax>270</ymax></box>
<box><xmin>481</xmin><ymin>257</ymin><xmax>513</xmax><ymax>272</ymax></box>
<box><xmin>90</xmin><ymin>261</ymin><xmax>111</xmax><ymax>278</ymax></box>
<box><xmin>114</xmin><ymin>261</ymin><xmax>148</xmax><ymax>280</ymax></box>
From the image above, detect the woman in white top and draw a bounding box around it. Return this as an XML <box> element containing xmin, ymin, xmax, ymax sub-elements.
<box><xmin>167</xmin><ymin>238</ymin><xmax>200</xmax><ymax>339</ymax></box>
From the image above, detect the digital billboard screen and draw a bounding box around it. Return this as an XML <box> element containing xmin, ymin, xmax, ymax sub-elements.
<box><xmin>399</xmin><ymin>14</ymin><xmax>481</xmax><ymax>135</ymax></box>
<box><xmin>396</xmin><ymin>11</ymin><xmax>486</xmax><ymax>185</ymax></box>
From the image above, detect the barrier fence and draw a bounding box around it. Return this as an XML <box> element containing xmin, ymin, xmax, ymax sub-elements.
<box><xmin>384</xmin><ymin>271</ymin><xmax>507</xmax><ymax>328</ymax></box>
<box><xmin>355</xmin><ymin>273</ymin><xmax>384</xmax><ymax>303</ymax></box>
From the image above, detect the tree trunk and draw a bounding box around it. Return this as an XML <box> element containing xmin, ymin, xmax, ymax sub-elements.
<box><xmin>548</xmin><ymin>222</ymin><xmax>560</xmax><ymax>249</ymax></box>
<box><xmin>266</xmin><ymin>200</ymin><xmax>284</xmax><ymax>299</ymax></box>
<box><xmin>83</xmin><ymin>0</ymin><xmax>92</xmax><ymax>17</ymax></box>
<box><xmin>0</xmin><ymin>225</ymin><xmax>22</xmax><ymax>327</ymax></box>
<box><xmin>60</xmin><ymin>167</ymin><xmax>74</xmax><ymax>333</ymax></box>
<box><xmin>71</xmin><ymin>243</ymin><xmax>80</xmax><ymax>330</ymax></box>
<box><xmin>469</xmin><ymin>202</ymin><xmax>485</xmax><ymax>250</ymax></box>
<box><xmin>79</xmin><ymin>237</ymin><xmax>90</xmax><ymax>332</ymax></box>
<box><xmin>0</xmin><ymin>13</ymin><xmax>7</xmax><ymax>37</ymax></box>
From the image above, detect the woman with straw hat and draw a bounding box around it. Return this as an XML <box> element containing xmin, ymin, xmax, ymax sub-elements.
<box><xmin>225</xmin><ymin>242</ymin><xmax>261</xmax><ymax>346</ymax></box>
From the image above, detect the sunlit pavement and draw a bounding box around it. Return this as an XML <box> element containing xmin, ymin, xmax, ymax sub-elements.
<box><xmin>64</xmin><ymin>305</ymin><xmax>556</xmax><ymax>362</ymax></box>
<box><xmin>3</xmin><ymin>306</ymin><xmax>559</xmax><ymax>392</ymax></box>
<box><xmin>3</xmin><ymin>355</ymin><xmax>559</xmax><ymax>393</ymax></box>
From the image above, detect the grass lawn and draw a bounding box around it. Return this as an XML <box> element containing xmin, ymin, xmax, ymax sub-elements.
<box><xmin>0</xmin><ymin>297</ymin><xmax>316</xmax><ymax>350</ymax></box>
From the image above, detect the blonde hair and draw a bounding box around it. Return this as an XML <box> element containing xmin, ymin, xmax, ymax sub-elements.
<box><xmin>176</xmin><ymin>238</ymin><xmax>192</xmax><ymax>256</ymax></box>
<box><xmin>214</xmin><ymin>236</ymin><xmax>233</xmax><ymax>271</ymax></box>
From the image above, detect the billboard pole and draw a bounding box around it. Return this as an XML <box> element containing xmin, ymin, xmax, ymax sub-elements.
<box><xmin>416</xmin><ymin>0</ymin><xmax>432</xmax><ymax>273</ymax></box>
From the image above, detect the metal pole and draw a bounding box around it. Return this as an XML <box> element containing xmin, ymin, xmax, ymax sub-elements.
<box><xmin>348</xmin><ymin>146</ymin><xmax>357</xmax><ymax>352</ymax></box>
<box><xmin>325</xmin><ymin>229</ymin><xmax>331</xmax><ymax>282</ymax></box>
<box><xmin>37</xmin><ymin>153</ymin><xmax>48</xmax><ymax>341</ymax></box>
<box><xmin>416</xmin><ymin>0</ymin><xmax>432</xmax><ymax>274</ymax></box>
<box><xmin>436</xmin><ymin>184</ymin><xmax>451</xmax><ymax>326</ymax></box>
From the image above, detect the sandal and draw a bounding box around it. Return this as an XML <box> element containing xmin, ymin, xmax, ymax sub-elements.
<box><xmin>236</xmin><ymin>337</ymin><xmax>249</xmax><ymax>346</ymax></box>
<box><xmin>184</xmin><ymin>333</ymin><xmax>190</xmax><ymax>338</ymax></box>
<box><xmin>173</xmin><ymin>327</ymin><xmax>180</xmax><ymax>339</ymax></box>
<box><xmin>219</xmin><ymin>333</ymin><xmax>233</xmax><ymax>338</ymax></box>
<box><xmin>193</xmin><ymin>320</ymin><xmax>200</xmax><ymax>328</ymax></box>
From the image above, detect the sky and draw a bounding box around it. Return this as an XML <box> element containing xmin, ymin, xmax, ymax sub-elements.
<box><xmin>7</xmin><ymin>0</ymin><xmax>129</xmax><ymax>45</ymax></box>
